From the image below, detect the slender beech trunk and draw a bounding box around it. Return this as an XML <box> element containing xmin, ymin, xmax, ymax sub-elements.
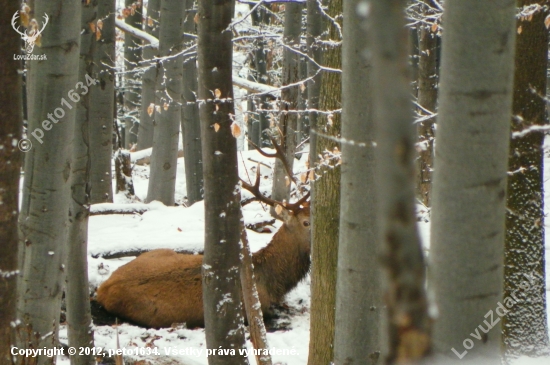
<box><xmin>65</xmin><ymin>5</ymin><xmax>96</xmax><ymax>364</ymax></box>
<box><xmin>271</xmin><ymin>2</ymin><xmax>302</xmax><ymax>209</ymax></box>
<box><xmin>17</xmin><ymin>0</ymin><xmax>81</xmax><ymax>361</ymax></box>
<box><xmin>0</xmin><ymin>0</ymin><xmax>22</xmax><ymax>361</ymax></box>
<box><xmin>197</xmin><ymin>1</ymin><xmax>249</xmax><ymax>363</ymax></box>
<box><xmin>137</xmin><ymin>0</ymin><xmax>160</xmax><ymax>151</ymax></box>
<box><xmin>123</xmin><ymin>0</ymin><xmax>142</xmax><ymax>147</ymax></box>
<box><xmin>369</xmin><ymin>0</ymin><xmax>431</xmax><ymax>363</ymax></box>
<box><xmin>308</xmin><ymin>0</ymin><xmax>341</xmax><ymax>364</ymax></box>
<box><xmin>146</xmin><ymin>0</ymin><xmax>185</xmax><ymax>206</ymax></box>
<box><xmin>416</xmin><ymin>0</ymin><xmax>438</xmax><ymax>207</ymax></box>
<box><xmin>503</xmin><ymin>1</ymin><xmax>550</xmax><ymax>359</ymax></box>
<box><xmin>333</xmin><ymin>1</ymin><xmax>380</xmax><ymax>364</ymax></box>
<box><xmin>306</xmin><ymin>0</ymin><xmax>323</xmax><ymax>169</ymax></box>
<box><xmin>429</xmin><ymin>1</ymin><xmax>516</xmax><ymax>364</ymax></box>
<box><xmin>89</xmin><ymin>0</ymin><xmax>115</xmax><ymax>204</ymax></box>
<box><xmin>181</xmin><ymin>0</ymin><xmax>203</xmax><ymax>205</ymax></box>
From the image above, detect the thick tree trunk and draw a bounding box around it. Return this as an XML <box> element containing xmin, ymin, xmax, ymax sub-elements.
<box><xmin>416</xmin><ymin>0</ymin><xmax>438</xmax><ymax>207</ymax></box>
<box><xmin>333</xmin><ymin>1</ymin><xmax>381</xmax><ymax>364</ymax></box>
<box><xmin>369</xmin><ymin>0</ymin><xmax>431</xmax><ymax>363</ymax></box>
<box><xmin>65</xmin><ymin>4</ymin><xmax>96</xmax><ymax>364</ymax></box>
<box><xmin>306</xmin><ymin>0</ymin><xmax>323</xmax><ymax>169</ymax></box>
<box><xmin>123</xmin><ymin>0</ymin><xmax>142</xmax><ymax>148</ymax></box>
<box><xmin>0</xmin><ymin>0</ymin><xmax>22</xmax><ymax>361</ymax></box>
<box><xmin>181</xmin><ymin>0</ymin><xmax>203</xmax><ymax>205</ymax></box>
<box><xmin>308</xmin><ymin>1</ymin><xmax>341</xmax><ymax>364</ymax></box>
<box><xmin>89</xmin><ymin>0</ymin><xmax>115</xmax><ymax>204</ymax></box>
<box><xmin>137</xmin><ymin>0</ymin><xmax>160</xmax><ymax>151</ymax></box>
<box><xmin>503</xmin><ymin>1</ymin><xmax>550</xmax><ymax>359</ymax></box>
<box><xmin>271</xmin><ymin>2</ymin><xmax>302</xmax><ymax>211</ymax></box>
<box><xmin>17</xmin><ymin>0</ymin><xmax>81</xmax><ymax>362</ymax></box>
<box><xmin>146</xmin><ymin>0</ymin><xmax>185</xmax><ymax>206</ymax></box>
<box><xmin>429</xmin><ymin>1</ymin><xmax>516</xmax><ymax>364</ymax></box>
<box><xmin>197</xmin><ymin>1</ymin><xmax>249</xmax><ymax>364</ymax></box>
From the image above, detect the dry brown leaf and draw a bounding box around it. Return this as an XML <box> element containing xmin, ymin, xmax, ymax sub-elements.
<box><xmin>97</xmin><ymin>19</ymin><xmax>103</xmax><ymax>30</ymax></box>
<box><xmin>213</xmin><ymin>123</ymin><xmax>220</xmax><ymax>132</ymax></box>
<box><xmin>147</xmin><ymin>103</ymin><xmax>155</xmax><ymax>117</ymax></box>
<box><xmin>300</xmin><ymin>173</ymin><xmax>307</xmax><ymax>183</ymax></box>
<box><xmin>214</xmin><ymin>88</ymin><xmax>222</xmax><ymax>98</ymax></box>
<box><xmin>194</xmin><ymin>13</ymin><xmax>200</xmax><ymax>24</ymax></box>
<box><xmin>155</xmin><ymin>105</ymin><xmax>161</xmax><ymax>114</ymax></box>
<box><xmin>147</xmin><ymin>17</ymin><xmax>154</xmax><ymax>27</ymax></box>
<box><xmin>231</xmin><ymin>122</ymin><xmax>241</xmax><ymax>138</ymax></box>
<box><xmin>89</xmin><ymin>22</ymin><xmax>96</xmax><ymax>33</ymax></box>
<box><xmin>299</xmin><ymin>83</ymin><xmax>306</xmax><ymax>93</ymax></box>
<box><xmin>431</xmin><ymin>23</ymin><xmax>438</xmax><ymax>33</ymax></box>
<box><xmin>163</xmin><ymin>102</ymin><xmax>169</xmax><ymax>111</ymax></box>
<box><xmin>96</xmin><ymin>29</ymin><xmax>101</xmax><ymax>41</ymax></box>
<box><xmin>285</xmin><ymin>176</ymin><xmax>290</xmax><ymax>187</ymax></box>
<box><xmin>517</xmin><ymin>25</ymin><xmax>523</xmax><ymax>34</ymax></box>
<box><xmin>20</xmin><ymin>4</ymin><xmax>31</xmax><ymax>27</ymax></box>
<box><xmin>275</xmin><ymin>205</ymin><xmax>283</xmax><ymax>215</ymax></box>
<box><xmin>309</xmin><ymin>170</ymin><xmax>315</xmax><ymax>181</ymax></box>
<box><xmin>545</xmin><ymin>15</ymin><xmax>550</xmax><ymax>29</ymax></box>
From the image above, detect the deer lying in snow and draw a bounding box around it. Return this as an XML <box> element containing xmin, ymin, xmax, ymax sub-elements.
<box><xmin>96</xmin><ymin>174</ymin><xmax>310</xmax><ymax>328</ymax></box>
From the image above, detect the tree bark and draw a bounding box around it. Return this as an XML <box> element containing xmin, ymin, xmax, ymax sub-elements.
<box><xmin>369</xmin><ymin>0</ymin><xmax>431</xmax><ymax>363</ymax></box>
<box><xmin>65</xmin><ymin>4</ymin><xmax>96</xmax><ymax>364</ymax></box>
<box><xmin>17</xmin><ymin>0</ymin><xmax>81</xmax><ymax>362</ymax></box>
<box><xmin>123</xmin><ymin>0</ymin><xmax>142</xmax><ymax>148</ymax></box>
<box><xmin>429</xmin><ymin>1</ymin><xmax>516</xmax><ymax>364</ymax></box>
<box><xmin>137</xmin><ymin>0</ymin><xmax>160</xmax><ymax>151</ymax></box>
<box><xmin>271</xmin><ymin>2</ymin><xmax>302</xmax><ymax>211</ymax></box>
<box><xmin>146</xmin><ymin>0</ymin><xmax>185</xmax><ymax>206</ymax></box>
<box><xmin>416</xmin><ymin>0</ymin><xmax>439</xmax><ymax>207</ymax></box>
<box><xmin>89</xmin><ymin>0</ymin><xmax>115</xmax><ymax>204</ymax></box>
<box><xmin>197</xmin><ymin>1</ymin><xmax>249</xmax><ymax>364</ymax></box>
<box><xmin>308</xmin><ymin>1</ymin><xmax>341</xmax><ymax>364</ymax></box>
<box><xmin>0</xmin><ymin>0</ymin><xmax>22</xmax><ymax>361</ymax></box>
<box><xmin>181</xmin><ymin>0</ymin><xmax>204</xmax><ymax>205</ymax></box>
<box><xmin>503</xmin><ymin>1</ymin><xmax>550</xmax><ymax>359</ymax></box>
<box><xmin>333</xmin><ymin>1</ymin><xmax>381</xmax><ymax>364</ymax></box>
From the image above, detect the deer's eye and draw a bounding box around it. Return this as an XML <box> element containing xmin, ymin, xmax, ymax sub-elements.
<box><xmin>303</xmin><ymin>221</ymin><xmax>310</xmax><ymax>227</ymax></box>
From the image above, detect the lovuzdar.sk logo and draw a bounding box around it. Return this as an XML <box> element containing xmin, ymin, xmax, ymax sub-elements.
<box><xmin>12</xmin><ymin>4</ymin><xmax>48</xmax><ymax>61</ymax></box>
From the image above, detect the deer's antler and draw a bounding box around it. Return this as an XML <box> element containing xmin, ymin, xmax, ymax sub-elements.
<box><xmin>11</xmin><ymin>13</ymin><xmax>27</xmax><ymax>37</ymax></box>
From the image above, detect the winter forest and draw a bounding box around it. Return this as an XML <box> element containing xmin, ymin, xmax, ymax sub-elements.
<box><xmin>2</xmin><ymin>0</ymin><xmax>550</xmax><ymax>364</ymax></box>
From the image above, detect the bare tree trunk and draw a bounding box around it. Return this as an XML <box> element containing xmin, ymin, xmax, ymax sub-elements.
<box><xmin>17</xmin><ymin>0</ymin><xmax>81</xmax><ymax>361</ymax></box>
<box><xmin>333</xmin><ymin>1</ymin><xmax>381</xmax><ymax>364</ymax></box>
<box><xmin>0</xmin><ymin>0</ymin><xmax>22</xmax><ymax>360</ymax></box>
<box><xmin>89</xmin><ymin>0</ymin><xmax>115</xmax><ymax>204</ymax></box>
<box><xmin>146</xmin><ymin>0</ymin><xmax>185</xmax><ymax>206</ymax></box>
<box><xmin>65</xmin><ymin>4</ymin><xmax>96</xmax><ymax>364</ymax></box>
<box><xmin>181</xmin><ymin>0</ymin><xmax>203</xmax><ymax>205</ymax></box>
<box><xmin>123</xmin><ymin>0</ymin><xmax>142</xmax><ymax>148</ymax></box>
<box><xmin>416</xmin><ymin>0</ymin><xmax>438</xmax><ymax>207</ymax></box>
<box><xmin>369</xmin><ymin>0</ymin><xmax>431</xmax><ymax>363</ymax></box>
<box><xmin>306</xmin><ymin>0</ymin><xmax>323</xmax><ymax>169</ymax></box>
<box><xmin>197</xmin><ymin>1</ymin><xmax>249</xmax><ymax>363</ymax></box>
<box><xmin>503</xmin><ymin>1</ymin><xmax>550</xmax><ymax>359</ymax></box>
<box><xmin>429</xmin><ymin>0</ymin><xmax>516</xmax><ymax>364</ymax></box>
<box><xmin>137</xmin><ymin>0</ymin><xmax>160</xmax><ymax>151</ymax></box>
<box><xmin>271</xmin><ymin>2</ymin><xmax>302</xmax><ymax>211</ymax></box>
<box><xmin>308</xmin><ymin>1</ymin><xmax>341</xmax><ymax>364</ymax></box>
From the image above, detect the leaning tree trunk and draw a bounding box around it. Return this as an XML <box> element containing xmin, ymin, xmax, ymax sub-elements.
<box><xmin>17</xmin><ymin>0</ymin><xmax>81</xmax><ymax>361</ymax></box>
<box><xmin>503</xmin><ymin>1</ymin><xmax>550</xmax><ymax>359</ymax></box>
<box><xmin>271</xmin><ymin>2</ymin><xmax>302</xmax><ymax>212</ymax></box>
<box><xmin>369</xmin><ymin>0</ymin><xmax>431</xmax><ymax>363</ymax></box>
<box><xmin>333</xmin><ymin>1</ymin><xmax>381</xmax><ymax>364</ymax></box>
<box><xmin>416</xmin><ymin>0</ymin><xmax>439</xmax><ymax>207</ymax></box>
<box><xmin>308</xmin><ymin>1</ymin><xmax>342</xmax><ymax>365</ymax></box>
<box><xmin>136</xmin><ymin>0</ymin><xmax>160</xmax><ymax>151</ymax></box>
<box><xmin>122</xmin><ymin>0</ymin><xmax>142</xmax><ymax>148</ymax></box>
<box><xmin>429</xmin><ymin>1</ymin><xmax>517</xmax><ymax>364</ymax></box>
<box><xmin>181</xmin><ymin>0</ymin><xmax>204</xmax><ymax>205</ymax></box>
<box><xmin>65</xmin><ymin>4</ymin><xmax>96</xmax><ymax>364</ymax></box>
<box><xmin>146</xmin><ymin>0</ymin><xmax>185</xmax><ymax>206</ymax></box>
<box><xmin>0</xmin><ymin>0</ymin><xmax>22</xmax><ymax>360</ymax></box>
<box><xmin>197</xmin><ymin>1</ymin><xmax>249</xmax><ymax>363</ymax></box>
<box><xmin>306</xmin><ymin>0</ymin><xmax>323</xmax><ymax>169</ymax></box>
<box><xmin>89</xmin><ymin>0</ymin><xmax>115</xmax><ymax>204</ymax></box>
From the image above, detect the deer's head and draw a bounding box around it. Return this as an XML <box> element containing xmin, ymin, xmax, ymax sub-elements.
<box><xmin>12</xmin><ymin>11</ymin><xmax>49</xmax><ymax>54</ymax></box>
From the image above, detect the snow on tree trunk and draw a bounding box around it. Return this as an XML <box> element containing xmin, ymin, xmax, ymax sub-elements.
<box><xmin>146</xmin><ymin>0</ymin><xmax>185</xmax><ymax>206</ymax></box>
<box><xmin>17</xmin><ymin>0</ymin><xmax>81</xmax><ymax>361</ymax></box>
<box><xmin>333</xmin><ymin>1</ymin><xmax>381</xmax><ymax>364</ymax></box>
<box><xmin>369</xmin><ymin>0</ymin><xmax>431</xmax><ymax>363</ymax></box>
<box><xmin>197</xmin><ymin>1</ymin><xmax>249</xmax><ymax>364</ymax></box>
<box><xmin>429</xmin><ymin>0</ymin><xmax>516</xmax><ymax>364</ymax></box>
<box><xmin>0</xmin><ymin>0</ymin><xmax>22</xmax><ymax>359</ymax></box>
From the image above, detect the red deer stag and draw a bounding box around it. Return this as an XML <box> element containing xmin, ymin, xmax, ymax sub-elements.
<box><xmin>96</xmin><ymin>170</ymin><xmax>310</xmax><ymax>328</ymax></box>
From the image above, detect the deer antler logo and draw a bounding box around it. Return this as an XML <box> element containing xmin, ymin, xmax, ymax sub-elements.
<box><xmin>12</xmin><ymin>11</ymin><xmax>49</xmax><ymax>54</ymax></box>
